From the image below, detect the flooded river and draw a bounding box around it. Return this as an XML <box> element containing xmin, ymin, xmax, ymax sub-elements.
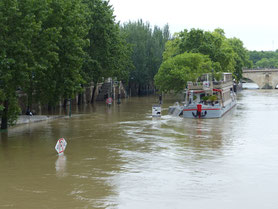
<box><xmin>1</xmin><ymin>86</ymin><xmax>278</xmax><ymax>209</ymax></box>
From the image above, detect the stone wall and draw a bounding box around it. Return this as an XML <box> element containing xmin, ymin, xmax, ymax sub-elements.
<box><xmin>242</xmin><ymin>68</ymin><xmax>278</xmax><ymax>89</ymax></box>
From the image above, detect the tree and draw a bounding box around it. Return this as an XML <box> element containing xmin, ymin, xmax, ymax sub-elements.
<box><xmin>256</xmin><ymin>58</ymin><xmax>278</xmax><ymax>68</ymax></box>
<box><xmin>121</xmin><ymin>20</ymin><xmax>170</xmax><ymax>95</ymax></box>
<box><xmin>227</xmin><ymin>38</ymin><xmax>252</xmax><ymax>80</ymax></box>
<box><xmin>83</xmin><ymin>0</ymin><xmax>132</xmax><ymax>102</ymax></box>
<box><xmin>109</xmin><ymin>25</ymin><xmax>134</xmax><ymax>82</ymax></box>
<box><xmin>179</xmin><ymin>28</ymin><xmax>235</xmax><ymax>73</ymax></box>
<box><xmin>39</xmin><ymin>0</ymin><xmax>88</xmax><ymax>107</ymax></box>
<box><xmin>162</xmin><ymin>33</ymin><xmax>182</xmax><ymax>61</ymax></box>
<box><xmin>0</xmin><ymin>90</ymin><xmax>4</xmax><ymax>112</ymax></box>
<box><xmin>154</xmin><ymin>52</ymin><xmax>213</xmax><ymax>92</ymax></box>
<box><xmin>249</xmin><ymin>50</ymin><xmax>278</xmax><ymax>68</ymax></box>
<box><xmin>157</xmin><ymin>28</ymin><xmax>251</xmax><ymax>93</ymax></box>
<box><xmin>0</xmin><ymin>0</ymin><xmax>89</xmax><ymax>129</ymax></box>
<box><xmin>22</xmin><ymin>0</ymin><xmax>88</xmax><ymax>110</ymax></box>
<box><xmin>147</xmin><ymin>25</ymin><xmax>169</xmax><ymax>81</ymax></box>
<box><xmin>121</xmin><ymin>20</ymin><xmax>151</xmax><ymax>95</ymax></box>
<box><xmin>0</xmin><ymin>0</ymin><xmax>41</xmax><ymax>129</ymax></box>
<box><xmin>20</xmin><ymin>0</ymin><xmax>60</xmax><ymax>111</ymax></box>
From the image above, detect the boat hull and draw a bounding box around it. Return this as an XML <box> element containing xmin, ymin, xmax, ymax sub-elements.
<box><xmin>182</xmin><ymin>100</ymin><xmax>236</xmax><ymax>118</ymax></box>
<box><xmin>169</xmin><ymin>100</ymin><xmax>236</xmax><ymax>119</ymax></box>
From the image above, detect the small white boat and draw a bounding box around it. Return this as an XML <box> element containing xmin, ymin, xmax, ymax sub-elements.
<box><xmin>169</xmin><ymin>73</ymin><xmax>236</xmax><ymax>118</ymax></box>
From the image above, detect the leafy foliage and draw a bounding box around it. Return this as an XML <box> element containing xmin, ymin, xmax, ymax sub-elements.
<box><xmin>228</xmin><ymin>38</ymin><xmax>252</xmax><ymax>80</ymax></box>
<box><xmin>83</xmin><ymin>0</ymin><xmax>116</xmax><ymax>84</ymax></box>
<box><xmin>179</xmin><ymin>28</ymin><xmax>236</xmax><ymax>73</ymax></box>
<box><xmin>0</xmin><ymin>0</ymin><xmax>41</xmax><ymax>128</ymax></box>
<box><xmin>26</xmin><ymin>0</ymin><xmax>89</xmax><ymax>107</ymax></box>
<box><xmin>249</xmin><ymin>50</ymin><xmax>278</xmax><ymax>68</ymax></box>
<box><xmin>0</xmin><ymin>0</ymin><xmax>133</xmax><ymax>128</ymax></box>
<box><xmin>154</xmin><ymin>52</ymin><xmax>213</xmax><ymax>92</ymax></box>
<box><xmin>121</xmin><ymin>20</ymin><xmax>170</xmax><ymax>95</ymax></box>
<box><xmin>82</xmin><ymin>0</ymin><xmax>133</xmax><ymax>101</ymax></box>
<box><xmin>162</xmin><ymin>33</ymin><xmax>182</xmax><ymax>61</ymax></box>
<box><xmin>156</xmin><ymin>28</ymin><xmax>251</xmax><ymax>92</ymax></box>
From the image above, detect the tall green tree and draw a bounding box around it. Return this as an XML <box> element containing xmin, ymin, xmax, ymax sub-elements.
<box><xmin>21</xmin><ymin>0</ymin><xmax>60</xmax><ymax>110</ymax></box>
<box><xmin>162</xmin><ymin>33</ymin><xmax>182</xmax><ymax>61</ymax></box>
<box><xmin>39</xmin><ymin>0</ymin><xmax>88</xmax><ymax>107</ymax></box>
<box><xmin>121</xmin><ymin>20</ymin><xmax>170</xmax><ymax>95</ymax></box>
<box><xmin>256</xmin><ymin>58</ymin><xmax>278</xmax><ymax>68</ymax></box>
<box><xmin>83</xmin><ymin>0</ymin><xmax>132</xmax><ymax>102</ymax></box>
<box><xmin>227</xmin><ymin>38</ymin><xmax>252</xmax><ymax>80</ymax></box>
<box><xmin>109</xmin><ymin>24</ymin><xmax>134</xmax><ymax>82</ymax></box>
<box><xmin>179</xmin><ymin>28</ymin><xmax>235</xmax><ymax>73</ymax></box>
<box><xmin>0</xmin><ymin>0</ymin><xmax>41</xmax><ymax>129</ymax></box>
<box><xmin>26</xmin><ymin>0</ymin><xmax>88</xmax><ymax>109</ymax></box>
<box><xmin>249</xmin><ymin>50</ymin><xmax>278</xmax><ymax>68</ymax></box>
<box><xmin>122</xmin><ymin>20</ymin><xmax>151</xmax><ymax>93</ymax></box>
<box><xmin>154</xmin><ymin>52</ymin><xmax>213</xmax><ymax>92</ymax></box>
<box><xmin>160</xmin><ymin>28</ymin><xmax>251</xmax><ymax>89</ymax></box>
<box><xmin>0</xmin><ymin>0</ymin><xmax>88</xmax><ymax>129</ymax></box>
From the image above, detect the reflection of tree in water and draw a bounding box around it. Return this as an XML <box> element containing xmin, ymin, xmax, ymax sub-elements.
<box><xmin>67</xmin><ymin>149</ymin><xmax>125</xmax><ymax>208</ymax></box>
<box><xmin>55</xmin><ymin>155</ymin><xmax>67</xmax><ymax>177</ymax></box>
<box><xmin>191</xmin><ymin>119</ymin><xmax>224</xmax><ymax>150</ymax></box>
<box><xmin>0</xmin><ymin>131</ymin><xmax>8</xmax><ymax>146</ymax></box>
<box><xmin>168</xmin><ymin>114</ymin><xmax>237</xmax><ymax>162</ymax></box>
<box><xmin>0</xmin><ymin>132</ymin><xmax>9</xmax><ymax>161</ymax></box>
<box><xmin>63</xmin><ymin>119</ymin><xmax>127</xmax><ymax>208</ymax></box>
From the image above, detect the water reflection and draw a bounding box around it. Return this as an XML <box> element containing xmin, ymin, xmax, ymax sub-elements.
<box><xmin>1</xmin><ymin>93</ymin><xmax>278</xmax><ymax>208</ymax></box>
<box><xmin>111</xmin><ymin>100</ymin><xmax>242</xmax><ymax>206</ymax></box>
<box><xmin>242</xmin><ymin>82</ymin><xmax>259</xmax><ymax>89</ymax></box>
<box><xmin>55</xmin><ymin>154</ymin><xmax>67</xmax><ymax>177</ymax></box>
<box><xmin>0</xmin><ymin>131</ymin><xmax>8</xmax><ymax>146</ymax></box>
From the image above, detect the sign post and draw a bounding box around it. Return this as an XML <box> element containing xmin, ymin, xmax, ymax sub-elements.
<box><xmin>152</xmin><ymin>104</ymin><xmax>161</xmax><ymax>117</ymax></box>
<box><xmin>55</xmin><ymin>138</ymin><xmax>67</xmax><ymax>155</ymax></box>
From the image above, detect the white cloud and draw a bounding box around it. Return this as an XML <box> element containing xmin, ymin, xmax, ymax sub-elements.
<box><xmin>110</xmin><ymin>0</ymin><xmax>278</xmax><ymax>51</ymax></box>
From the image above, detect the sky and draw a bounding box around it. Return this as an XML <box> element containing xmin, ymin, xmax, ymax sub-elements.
<box><xmin>109</xmin><ymin>0</ymin><xmax>278</xmax><ymax>51</ymax></box>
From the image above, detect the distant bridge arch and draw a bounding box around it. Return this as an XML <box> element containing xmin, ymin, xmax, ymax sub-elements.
<box><xmin>242</xmin><ymin>68</ymin><xmax>278</xmax><ymax>89</ymax></box>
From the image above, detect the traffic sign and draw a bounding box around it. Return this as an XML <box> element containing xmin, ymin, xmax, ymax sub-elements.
<box><xmin>106</xmin><ymin>97</ymin><xmax>112</xmax><ymax>105</ymax></box>
<box><xmin>55</xmin><ymin>138</ymin><xmax>67</xmax><ymax>155</ymax></box>
<box><xmin>152</xmin><ymin>104</ymin><xmax>161</xmax><ymax>117</ymax></box>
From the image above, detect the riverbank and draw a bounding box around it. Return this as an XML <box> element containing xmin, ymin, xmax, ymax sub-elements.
<box><xmin>16</xmin><ymin>115</ymin><xmax>64</xmax><ymax>125</ymax></box>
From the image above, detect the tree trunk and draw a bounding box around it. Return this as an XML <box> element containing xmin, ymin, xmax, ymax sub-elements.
<box><xmin>28</xmin><ymin>78</ymin><xmax>33</xmax><ymax>112</ymax></box>
<box><xmin>1</xmin><ymin>100</ymin><xmax>8</xmax><ymax>130</ymax></box>
<box><xmin>78</xmin><ymin>84</ymin><xmax>84</xmax><ymax>105</ymax></box>
<box><xmin>78</xmin><ymin>93</ymin><xmax>82</xmax><ymax>105</ymax></box>
<box><xmin>91</xmin><ymin>85</ymin><xmax>97</xmax><ymax>104</ymax></box>
<box><xmin>47</xmin><ymin>103</ymin><xmax>52</xmax><ymax>112</ymax></box>
<box><xmin>27</xmin><ymin>93</ymin><xmax>33</xmax><ymax>115</ymax></box>
<box><xmin>138</xmin><ymin>84</ymin><xmax>141</xmax><ymax>96</ymax></box>
<box><xmin>63</xmin><ymin>99</ymin><xmax>67</xmax><ymax>108</ymax></box>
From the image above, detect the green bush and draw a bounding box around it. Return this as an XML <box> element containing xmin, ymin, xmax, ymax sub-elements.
<box><xmin>208</xmin><ymin>95</ymin><xmax>218</xmax><ymax>102</ymax></box>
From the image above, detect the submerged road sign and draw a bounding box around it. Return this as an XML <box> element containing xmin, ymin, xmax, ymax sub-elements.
<box><xmin>55</xmin><ymin>138</ymin><xmax>67</xmax><ymax>155</ymax></box>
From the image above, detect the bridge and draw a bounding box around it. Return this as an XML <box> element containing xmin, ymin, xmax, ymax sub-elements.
<box><xmin>242</xmin><ymin>68</ymin><xmax>278</xmax><ymax>89</ymax></box>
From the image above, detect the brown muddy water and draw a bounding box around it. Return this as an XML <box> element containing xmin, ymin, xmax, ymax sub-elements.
<box><xmin>1</xmin><ymin>86</ymin><xmax>278</xmax><ymax>209</ymax></box>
